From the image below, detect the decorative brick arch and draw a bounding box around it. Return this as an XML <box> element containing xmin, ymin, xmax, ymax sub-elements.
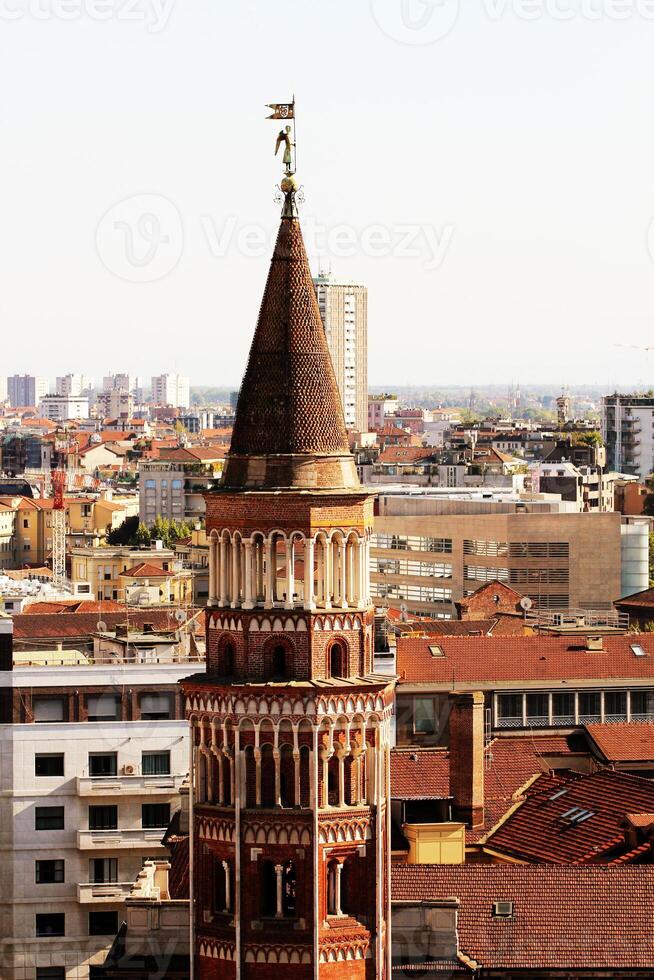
<box><xmin>326</xmin><ymin>638</ymin><xmax>349</xmax><ymax>679</ymax></box>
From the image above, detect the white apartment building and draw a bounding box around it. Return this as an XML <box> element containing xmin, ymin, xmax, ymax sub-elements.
<box><xmin>102</xmin><ymin>375</ymin><xmax>144</xmax><ymax>403</ymax></box>
<box><xmin>95</xmin><ymin>390</ymin><xmax>134</xmax><ymax>420</ymax></box>
<box><xmin>0</xmin><ymin>617</ymin><xmax>204</xmax><ymax>980</ymax></box>
<box><xmin>314</xmin><ymin>275</ymin><xmax>368</xmax><ymax>432</ymax></box>
<box><xmin>55</xmin><ymin>376</ymin><xmax>94</xmax><ymax>399</ymax></box>
<box><xmin>39</xmin><ymin>395</ymin><xmax>90</xmax><ymax>422</ymax></box>
<box><xmin>8</xmin><ymin>376</ymin><xmax>49</xmax><ymax>409</ymax></box>
<box><xmin>602</xmin><ymin>393</ymin><xmax>654</xmax><ymax>480</ymax></box>
<box><xmin>150</xmin><ymin>374</ymin><xmax>190</xmax><ymax>410</ymax></box>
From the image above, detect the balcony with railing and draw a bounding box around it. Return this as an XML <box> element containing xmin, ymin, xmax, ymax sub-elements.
<box><xmin>77</xmin><ymin>881</ymin><xmax>134</xmax><ymax>903</ymax></box>
<box><xmin>77</xmin><ymin>828</ymin><xmax>167</xmax><ymax>850</ymax></box>
<box><xmin>77</xmin><ymin>773</ymin><xmax>187</xmax><ymax>797</ymax></box>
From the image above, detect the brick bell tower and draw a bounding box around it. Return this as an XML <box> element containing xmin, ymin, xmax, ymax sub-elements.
<box><xmin>181</xmin><ymin>141</ymin><xmax>394</xmax><ymax>979</ymax></box>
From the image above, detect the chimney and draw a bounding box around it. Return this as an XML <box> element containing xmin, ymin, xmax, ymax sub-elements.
<box><xmin>585</xmin><ymin>635</ymin><xmax>603</xmax><ymax>652</ymax></box>
<box><xmin>0</xmin><ymin>617</ymin><xmax>13</xmax><ymax>671</ymax></box>
<box><xmin>448</xmin><ymin>692</ymin><xmax>485</xmax><ymax>829</ymax></box>
<box><xmin>115</xmin><ymin>623</ymin><xmax>129</xmax><ymax>638</ymax></box>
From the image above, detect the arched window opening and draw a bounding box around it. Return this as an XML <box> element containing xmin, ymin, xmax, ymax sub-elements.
<box><xmin>299</xmin><ymin>745</ymin><xmax>311</xmax><ymax>807</ymax></box>
<box><xmin>280</xmin><ymin>744</ymin><xmax>295</xmax><ymax>808</ymax></box>
<box><xmin>197</xmin><ymin>751</ymin><xmax>208</xmax><ymax>803</ymax></box>
<box><xmin>244</xmin><ymin>745</ymin><xmax>257</xmax><ymax>808</ymax></box>
<box><xmin>340</xmin><ymin>858</ymin><xmax>355</xmax><ymax>917</ymax></box>
<box><xmin>224</xmin><ymin>643</ymin><xmax>234</xmax><ymax>676</ymax></box>
<box><xmin>272</xmin><ymin>645</ymin><xmax>286</xmax><ymax>679</ymax></box>
<box><xmin>329</xmin><ymin>643</ymin><xmax>346</xmax><ymax>679</ymax></box>
<box><xmin>327</xmin><ymin>754</ymin><xmax>340</xmax><ymax>807</ymax></box>
<box><xmin>260</xmin><ymin>743</ymin><xmax>275</xmax><ymax>808</ymax></box>
<box><xmin>222</xmin><ymin>755</ymin><xmax>231</xmax><ymax>806</ymax></box>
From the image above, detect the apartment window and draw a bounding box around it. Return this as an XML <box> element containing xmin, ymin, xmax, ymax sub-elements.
<box><xmin>142</xmin><ymin>750</ymin><xmax>171</xmax><ymax>776</ymax></box>
<box><xmin>88</xmin><ymin>752</ymin><xmax>117</xmax><ymax>777</ymax></box>
<box><xmin>526</xmin><ymin>693</ymin><xmax>549</xmax><ymax>722</ymax></box>
<box><xmin>35</xmin><ymin>860</ymin><xmax>64</xmax><ymax>884</ymax></box>
<box><xmin>139</xmin><ymin>692</ymin><xmax>173</xmax><ymax>720</ymax></box>
<box><xmin>172</xmin><ymin>479</ymin><xmax>183</xmax><ymax>489</ymax></box>
<box><xmin>145</xmin><ymin>480</ymin><xmax>156</xmax><ymax>489</ymax></box>
<box><xmin>579</xmin><ymin>692</ymin><xmax>601</xmax><ymax>720</ymax></box>
<box><xmin>35</xmin><ymin>806</ymin><xmax>64</xmax><ymax>830</ymax></box>
<box><xmin>413</xmin><ymin>697</ymin><xmax>437</xmax><ymax>735</ymax></box>
<box><xmin>631</xmin><ymin>690</ymin><xmax>654</xmax><ymax>718</ymax></box>
<box><xmin>23</xmin><ymin>518</ymin><xmax>29</xmax><ymax>528</ymax></box>
<box><xmin>36</xmin><ymin>970</ymin><xmax>65</xmax><ymax>980</ymax></box>
<box><xmin>87</xmin><ymin>695</ymin><xmax>121</xmax><ymax>722</ymax></box>
<box><xmin>33</xmin><ymin>697</ymin><xmax>66</xmax><ymax>723</ymax></box>
<box><xmin>463</xmin><ymin>540</ymin><xmax>508</xmax><ymax>558</ymax></box>
<box><xmin>552</xmin><ymin>692</ymin><xmax>575</xmax><ymax>722</ymax></box>
<box><xmin>464</xmin><ymin>565</ymin><xmax>509</xmax><ymax>584</ymax></box>
<box><xmin>142</xmin><ymin>803</ymin><xmax>171</xmax><ymax>829</ymax></box>
<box><xmin>605</xmin><ymin>691</ymin><xmax>627</xmax><ymax>718</ymax></box>
<box><xmin>35</xmin><ymin>913</ymin><xmax>65</xmax><ymax>937</ymax></box>
<box><xmin>90</xmin><ymin>858</ymin><xmax>118</xmax><ymax>884</ymax></box>
<box><xmin>497</xmin><ymin>693</ymin><xmax>522</xmax><ymax>723</ymax></box>
<box><xmin>89</xmin><ymin>805</ymin><xmax>118</xmax><ymax>831</ymax></box>
<box><xmin>35</xmin><ymin>754</ymin><xmax>64</xmax><ymax>777</ymax></box>
<box><xmin>89</xmin><ymin>910</ymin><xmax>119</xmax><ymax>936</ymax></box>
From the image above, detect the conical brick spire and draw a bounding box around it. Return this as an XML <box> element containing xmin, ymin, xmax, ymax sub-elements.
<box><xmin>222</xmin><ymin>213</ymin><xmax>360</xmax><ymax>491</ymax></box>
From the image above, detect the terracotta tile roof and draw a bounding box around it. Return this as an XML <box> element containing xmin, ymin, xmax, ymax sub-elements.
<box><xmin>391</xmin><ymin>737</ymin><xmax>574</xmax><ymax>841</ymax></box>
<box><xmin>12</xmin><ymin>609</ymin><xmax>181</xmax><ymax>640</ymax></box>
<box><xmin>21</xmin><ymin>600</ymin><xmax>125</xmax><ymax>615</ymax></box>
<box><xmin>486</xmin><ymin>769</ymin><xmax>654</xmax><ymax>864</ymax></box>
<box><xmin>391</xmin><ymin>865</ymin><xmax>654</xmax><ymax>971</ymax></box>
<box><xmin>615</xmin><ymin>586</ymin><xmax>654</xmax><ymax>608</ymax></box>
<box><xmin>397</xmin><ymin>634</ymin><xmax>654</xmax><ymax>686</ymax></box>
<box><xmin>121</xmin><ymin>562</ymin><xmax>175</xmax><ymax>579</ymax></box>
<box><xmin>378</xmin><ymin>447</ymin><xmax>438</xmax><ymax>464</ymax></box>
<box><xmin>224</xmin><ymin>216</ymin><xmax>353</xmax><ymax>485</ymax></box>
<box><xmin>157</xmin><ymin>446</ymin><xmax>225</xmax><ymax>462</ymax></box>
<box><xmin>584</xmin><ymin>722</ymin><xmax>654</xmax><ymax>762</ymax></box>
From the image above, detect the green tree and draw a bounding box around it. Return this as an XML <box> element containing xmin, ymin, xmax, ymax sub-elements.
<box><xmin>149</xmin><ymin>515</ymin><xmax>193</xmax><ymax>548</ymax></box>
<box><xmin>106</xmin><ymin>515</ymin><xmax>140</xmax><ymax>546</ymax></box>
<box><xmin>133</xmin><ymin>521</ymin><xmax>152</xmax><ymax>547</ymax></box>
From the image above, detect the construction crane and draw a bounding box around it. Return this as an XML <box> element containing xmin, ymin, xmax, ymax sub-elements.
<box><xmin>51</xmin><ymin>469</ymin><xmax>67</xmax><ymax>592</ymax></box>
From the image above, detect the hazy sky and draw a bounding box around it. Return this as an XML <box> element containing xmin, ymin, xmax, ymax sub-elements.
<box><xmin>2</xmin><ymin>0</ymin><xmax>654</xmax><ymax>388</ymax></box>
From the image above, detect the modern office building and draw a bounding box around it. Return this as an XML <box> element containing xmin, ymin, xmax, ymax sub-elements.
<box><xmin>150</xmin><ymin>375</ymin><xmax>190</xmax><ymax>410</ymax></box>
<box><xmin>602</xmin><ymin>392</ymin><xmax>654</xmax><ymax>480</ymax></box>
<box><xmin>8</xmin><ymin>375</ymin><xmax>49</xmax><ymax>409</ymax></box>
<box><xmin>0</xmin><ymin>615</ymin><xmax>202</xmax><ymax>980</ymax></box>
<box><xmin>314</xmin><ymin>273</ymin><xmax>368</xmax><ymax>431</ymax></box>
<box><xmin>370</xmin><ymin>488</ymin><xmax>644</xmax><ymax>619</ymax></box>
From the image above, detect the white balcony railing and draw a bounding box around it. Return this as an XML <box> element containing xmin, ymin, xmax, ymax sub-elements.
<box><xmin>77</xmin><ymin>881</ymin><xmax>134</xmax><ymax>903</ymax></box>
<box><xmin>77</xmin><ymin>773</ymin><xmax>186</xmax><ymax>796</ymax></box>
<box><xmin>77</xmin><ymin>828</ymin><xmax>167</xmax><ymax>850</ymax></box>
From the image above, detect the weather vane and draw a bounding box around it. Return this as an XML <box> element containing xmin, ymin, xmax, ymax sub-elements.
<box><xmin>266</xmin><ymin>97</ymin><xmax>303</xmax><ymax>215</ymax></box>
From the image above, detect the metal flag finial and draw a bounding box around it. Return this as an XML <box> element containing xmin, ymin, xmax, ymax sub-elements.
<box><xmin>266</xmin><ymin>97</ymin><xmax>300</xmax><ymax>215</ymax></box>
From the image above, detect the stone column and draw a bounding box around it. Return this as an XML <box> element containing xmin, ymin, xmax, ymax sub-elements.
<box><xmin>243</xmin><ymin>540</ymin><xmax>254</xmax><ymax>610</ymax></box>
<box><xmin>284</xmin><ymin>539</ymin><xmax>295</xmax><ymax>610</ymax></box>
<box><xmin>293</xmin><ymin>748</ymin><xmax>301</xmax><ymax>806</ymax></box>
<box><xmin>273</xmin><ymin>748</ymin><xmax>281</xmax><ymax>807</ymax></box>
<box><xmin>209</xmin><ymin>537</ymin><xmax>216</xmax><ymax>604</ymax></box>
<box><xmin>254</xmin><ymin>747</ymin><xmax>262</xmax><ymax>806</ymax></box>
<box><xmin>324</xmin><ymin>539</ymin><xmax>332</xmax><ymax>610</ymax></box>
<box><xmin>264</xmin><ymin>537</ymin><xmax>274</xmax><ymax>609</ymax></box>
<box><xmin>304</xmin><ymin>538</ymin><xmax>316</xmax><ymax>610</ymax></box>
<box><xmin>334</xmin><ymin>862</ymin><xmax>343</xmax><ymax>916</ymax></box>
<box><xmin>338</xmin><ymin>540</ymin><xmax>347</xmax><ymax>608</ymax></box>
<box><xmin>274</xmin><ymin>864</ymin><xmax>284</xmax><ymax>918</ymax></box>
<box><xmin>222</xmin><ymin>860</ymin><xmax>231</xmax><ymax>912</ymax></box>
<box><xmin>219</xmin><ymin>538</ymin><xmax>228</xmax><ymax>606</ymax></box>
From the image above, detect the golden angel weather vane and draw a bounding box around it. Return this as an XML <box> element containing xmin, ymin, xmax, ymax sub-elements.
<box><xmin>266</xmin><ymin>98</ymin><xmax>301</xmax><ymax>215</ymax></box>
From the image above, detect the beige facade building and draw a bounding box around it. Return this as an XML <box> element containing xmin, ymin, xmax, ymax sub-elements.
<box><xmin>371</xmin><ymin>490</ymin><xmax>635</xmax><ymax>619</ymax></box>
<box><xmin>314</xmin><ymin>274</ymin><xmax>368</xmax><ymax>431</ymax></box>
<box><xmin>71</xmin><ymin>545</ymin><xmax>176</xmax><ymax>602</ymax></box>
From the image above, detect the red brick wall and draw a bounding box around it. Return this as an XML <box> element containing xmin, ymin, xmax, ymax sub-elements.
<box><xmin>205</xmin><ymin>493</ymin><xmax>374</xmax><ymax>537</ymax></box>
